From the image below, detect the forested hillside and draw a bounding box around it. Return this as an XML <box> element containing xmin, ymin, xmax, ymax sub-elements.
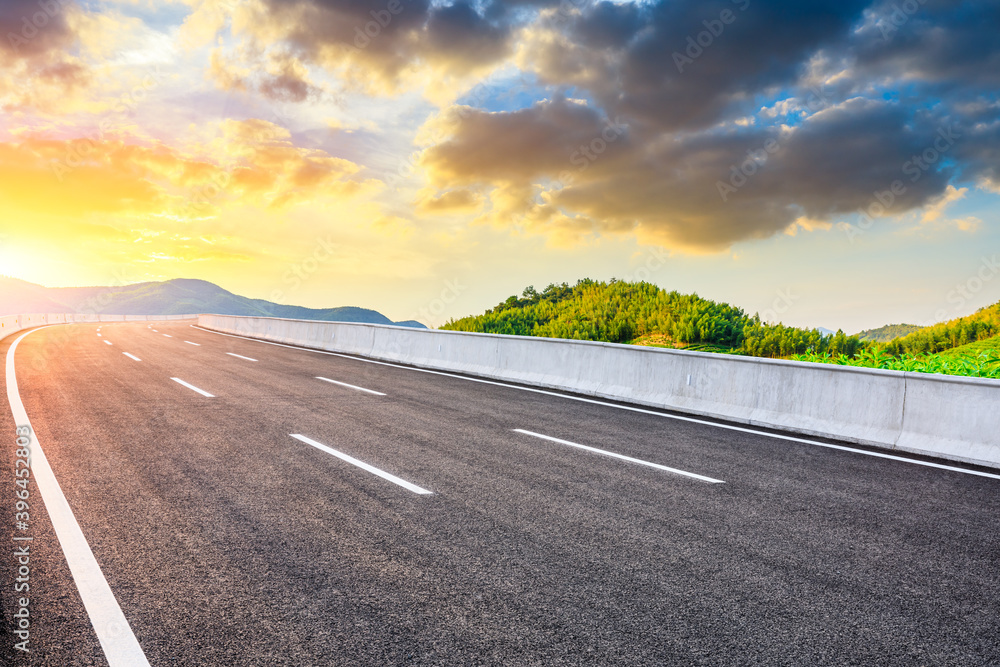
<box><xmin>880</xmin><ymin>303</ymin><xmax>1000</xmax><ymax>355</ymax></box>
<box><xmin>441</xmin><ymin>280</ymin><xmax>863</xmax><ymax>358</ymax></box>
<box><xmin>442</xmin><ymin>280</ymin><xmax>1000</xmax><ymax>378</ymax></box>
<box><xmin>856</xmin><ymin>323</ymin><xmax>922</xmax><ymax>342</ymax></box>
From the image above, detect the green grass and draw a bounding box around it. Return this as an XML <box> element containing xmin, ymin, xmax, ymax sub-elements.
<box><xmin>936</xmin><ymin>335</ymin><xmax>1000</xmax><ymax>358</ymax></box>
<box><xmin>792</xmin><ymin>346</ymin><xmax>1000</xmax><ymax>379</ymax></box>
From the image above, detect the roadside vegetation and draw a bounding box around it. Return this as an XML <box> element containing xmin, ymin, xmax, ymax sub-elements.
<box><xmin>441</xmin><ymin>279</ymin><xmax>1000</xmax><ymax>380</ymax></box>
<box><xmin>791</xmin><ymin>347</ymin><xmax>1000</xmax><ymax>379</ymax></box>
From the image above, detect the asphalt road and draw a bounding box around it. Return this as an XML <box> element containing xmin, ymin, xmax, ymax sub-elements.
<box><xmin>2</xmin><ymin>321</ymin><xmax>999</xmax><ymax>666</ymax></box>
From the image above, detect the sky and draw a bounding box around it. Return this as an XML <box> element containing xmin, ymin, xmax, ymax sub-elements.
<box><xmin>0</xmin><ymin>0</ymin><xmax>998</xmax><ymax>331</ymax></box>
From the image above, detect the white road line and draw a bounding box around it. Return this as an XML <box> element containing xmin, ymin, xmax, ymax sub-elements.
<box><xmin>97</xmin><ymin>333</ymin><xmax>102</xmax><ymax>337</ymax></box>
<box><xmin>103</xmin><ymin>340</ymin><xmax>113</xmax><ymax>346</ymax></box>
<box><xmin>192</xmin><ymin>326</ymin><xmax>1000</xmax><ymax>481</ymax></box>
<box><xmin>162</xmin><ymin>334</ymin><xmax>172</xmax><ymax>338</ymax></box>
<box><xmin>170</xmin><ymin>378</ymin><xmax>214</xmax><ymax>397</ymax></box>
<box><xmin>226</xmin><ymin>353</ymin><xmax>258</xmax><ymax>362</ymax></box>
<box><xmin>122</xmin><ymin>353</ymin><xmax>141</xmax><ymax>362</ymax></box>
<box><xmin>514</xmin><ymin>429</ymin><xmax>725</xmax><ymax>484</ymax></box>
<box><xmin>290</xmin><ymin>434</ymin><xmax>432</xmax><ymax>495</ymax></box>
<box><xmin>151</xmin><ymin>329</ymin><xmax>157</xmax><ymax>332</ymax></box>
<box><xmin>316</xmin><ymin>376</ymin><xmax>386</xmax><ymax>396</ymax></box>
<box><xmin>184</xmin><ymin>341</ymin><xmax>200</xmax><ymax>346</ymax></box>
<box><xmin>6</xmin><ymin>328</ymin><xmax>151</xmax><ymax>667</ymax></box>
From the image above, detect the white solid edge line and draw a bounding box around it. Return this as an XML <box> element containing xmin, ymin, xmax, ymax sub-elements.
<box><xmin>514</xmin><ymin>429</ymin><xmax>725</xmax><ymax>484</ymax></box>
<box><xmin>103</xmin><ymin>340</ymin><xmax>113</xmax><ymax>346</ymax></box>
<box><xmin>226</xmin><ymin>353</ymin><xmax>258</xmax><ymax>362</ymax></box>
<box><xmin>315</xmin><ymin>376</ymin><xmax>386</xmax><ymax>396</ymax></box>
<box><xmin>191</xmin><ymin>326</ymin><xmax>1000</xmax><ymax>481</ymax></box>
<box><xmin>184</xmin><ymin>341</ymin><xmax>200</xmax><ymax>346</ymax></box>
<box><xmin>170</xmin><ymin>377</ymin><xmax>214</xmax><ymax>397</ymax></box>
<box><xmin>6</xmin><ymin>327</ymin><xmax>151</xmax><ymax>667</ymax></box>
<box><xmin>290</xmin><ymin>434</ymin><xmax>432</xmax><ymax>495</ymax></box>
<box><xmin>122</xmin><ymin>353</ymin><xmax>141</xmax><ymax>362</ymax></box>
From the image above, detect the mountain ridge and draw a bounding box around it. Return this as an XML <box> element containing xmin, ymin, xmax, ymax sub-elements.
<box><xmin>0</xmin><ymin>277</ymin><xmax>426</xmax><ymax>328</ymax></box>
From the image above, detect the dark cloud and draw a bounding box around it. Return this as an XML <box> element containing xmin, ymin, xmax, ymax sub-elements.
<box><xmin>263</xmin><ymin>0</ymin><xmax>432</xmax><ymax>83</ymax></box>
<box><xmin>258</xmin><ymin>65</ymin><xmax>318</xmax><ymax>102</ymax></box>
<box><xmin>259</xmin><ymin>74</ymin><xmax>311</xmax><ymax>102</ymax></box>
<box><xmin>567</xmin><ymin>1</ymin><xmax>643</xmax><ymax>50</ymax></box>
<box><xmin>422</xmin><ymin>97</ymin><xmax>961</xmax><ymax>248</ymax></box>
<box><xmin>421</xmin><ymin>97</ymin><xmax>630</xmax><ymax>183</ymax></box>
<box><xmin>851</xmin><ymin>0</ymin><xmax>1000</xmax><ymax>88</ymax></box>
<box><xmin>424</xmin><ymin>2</ymin><xmax>511</xmax><ymax>70</ymax></box>
<box><xmin>951</xmin><ymin>104</ymin><xmax>1000</xmax><ymax>191</ymax></box>
<box><xmin>0</xmin><ymin>0</ymin><xmax>76</xmax><ymax>62</ymax></box>
<box><xmin>259</xmin><ymin>0</ymin><xmax>513</xmax><ymax>85</ymax></box>
<box><xmin>539</xmin><ymin>0</ymin><xmax>872</xmax><ymax>132</ymax></box>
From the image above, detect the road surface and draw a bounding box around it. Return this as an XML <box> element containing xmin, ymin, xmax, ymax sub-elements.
<box><xmin>2</xmin><ymin>321</ymin><xmax>998</xmax><ymax>665</ymax></box>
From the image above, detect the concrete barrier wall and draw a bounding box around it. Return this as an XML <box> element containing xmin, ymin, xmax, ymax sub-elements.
<box><xmin>199</xmin><ymin>314</ymin><xmax>1000</xmax><ymax>469</ymax></box>
<box><xmin>0</xmin><ymin>315</ymin><xmax>22</xmax><ymax>339</ymax></box>
<box><xmin>896</xmin><ymin>373</ymin><xmax>1000</xmax><ymax>464</ymax></box>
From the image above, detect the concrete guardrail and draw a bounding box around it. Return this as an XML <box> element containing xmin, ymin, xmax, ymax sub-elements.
<box><xmin>198</xmin><ymin>314</ymin><xmax>1000</xmax><ymax>470</ymax></box>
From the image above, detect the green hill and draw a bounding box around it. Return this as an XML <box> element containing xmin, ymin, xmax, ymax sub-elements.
<box><xmin>442</xmin><ymin>279</ymin><xmax>862</xmax><ymax>358</ymax></box>
<box><xmin>794</xmin><ymin>308</ymin><xmax>1000</xmax><ymax>379</ymax></box>
<box><xmin>443</xmin><ymin>279</ymin><xmax>1000</xmax><ymax>379</ymax></box>
<box><xmin>881</xmin><ymin>302</ymin><xmax>1000</xmax><ymax>355</ymax></box>
<box><xmin>936</xmin><ymin>334</ymin><xmax>1000</xmax><ymax>358</ymax></box>
<box><xmin>855</xmin><ymin>323</ymin><xmax>922</xmax><ymax>342</ymax></box>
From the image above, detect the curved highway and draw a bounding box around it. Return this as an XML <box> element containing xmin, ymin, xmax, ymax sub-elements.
<box><xmin>2</xmin><ymin>321</ymin><xmax>999</xmax><ymax>665</ymax></box>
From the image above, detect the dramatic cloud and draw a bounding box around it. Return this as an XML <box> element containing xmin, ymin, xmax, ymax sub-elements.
<box><xmin>420</xmin><ymin>96</ymin><xmax>967</xmax><ymax>248</ymax></box>
<box><xmin>6</xmin><ymin>0</ymin><xmax>999</xmax><ymax>267</ymax></box>
<box><xmin>184</xmin><ymin>0</ymin><xmax>994</xmax><ymax>251</ymax></box>
<box><xmin>519</xmin><ymin>0</ymin><xmax>872</xmax><ymax>132</ymax></box>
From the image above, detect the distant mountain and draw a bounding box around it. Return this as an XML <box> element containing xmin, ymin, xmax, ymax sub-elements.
<box><xmin>816</xmin><ymin>327</ymin><xmax>836</xmax><ymax>337</ymax></box>
<box><xmin>855</xmin><ymin>323</ymin><xmax>922</xmax><ymax>342</ymax></box>
<box><xmin>0</xmin><ymin>277</ymin><xmax>68</xmax><ymax>313</ymax></box>
<box><xmin>0</xmin><ymin>277</ymin><xmax>427</xmax><ymax>328</ymax></box>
